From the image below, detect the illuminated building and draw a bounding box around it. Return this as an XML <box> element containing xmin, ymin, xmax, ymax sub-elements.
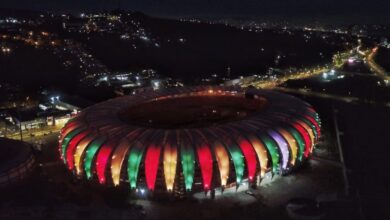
<box><xmin>59</xmin><ymin>86</ymin><xmax>320</xmax><ymax>195</ymax></box>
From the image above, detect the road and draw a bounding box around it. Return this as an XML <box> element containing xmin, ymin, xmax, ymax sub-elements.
<box><xmin>240</xmin><ymin>67</ymin><xmax>329</xmax><ymax>89</ymax></box>
<box><xmin>366</xmin><ymin>47</ymin><xmax>390</xmax><ymax>80</ymax></box>
<box><xmin>275</xmin><ymin>87</ymin><xmax>359</xmax><ymax>103</ymax></box>
<box><xmin>236</xmin><ymin>46</ymin><xmax>390</xmax><ymax>108</ymax></box>
<box><xmin>3</xmin><ymin>125</ymin><xmax>61</xmax><ymax>143</ymax></box>
<box><xmin>238</xmin><ymin>49</ymin><xmax>353</xmax><ymax>89</ymax></box>
<box><xmin>134</xmin><ymin>159</ymin><xmax>346</xmax><ymax>220</ymax></box>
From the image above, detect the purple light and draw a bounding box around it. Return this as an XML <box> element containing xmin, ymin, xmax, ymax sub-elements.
<box><xmin>268</xmin><ymin>130</ymin><xmax>289</xmax><ymax>170</ymax></box>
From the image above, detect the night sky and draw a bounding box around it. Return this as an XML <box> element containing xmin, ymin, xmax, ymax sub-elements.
<box><xmin>1</xmin><ymin>0</ymin><xmax>390</xmax><ymax>22</ymax></box>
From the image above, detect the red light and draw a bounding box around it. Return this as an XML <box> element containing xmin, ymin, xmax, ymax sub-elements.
<box><xmin>60</xmin><ymin>121</ymin><xmax>79</xmax><ymax>137</ymax></box>
<box><xmin>96</xmin><ymin>141</ymin><xmax>115</xmax><ymax>184</ymax></box>
<box><xmin>66</xmin><ymin>131</ymin><xmax>89</xmax><ymax>170</ymax></box>
<box><xmin>293</xmin><ymin>123</ymin><xmax>311</xmax><ymax>157</ymax></box>
<box><xmin>61</xmin><ymin>121</ymin><xmax>77</xmax><ymax>132</ymax></box>
<box><xmin>197</xmin><ymin>144</ymin><xmax>213</xmax><ymax>191</ymax></box>
<box><xmin>145</xmin><ymin>144</ymin><xmax>161</xmax><ymax>190</ymax></box>
<box><xmin>305</xmin><ymin>115</ymin><xmax>321</xmax><ymax>138</ymax></box>
<box><xmin>238</xmin><ymin>139</ymin><xmax>257</xmax><ymax>182</ymax></box>
<box><xmin>307</xmin><ymin>107</ymin><xmax>316</xmax><ymax>113</ymax></box>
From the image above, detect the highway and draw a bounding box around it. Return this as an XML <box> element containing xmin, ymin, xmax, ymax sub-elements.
<box><xmin>239</xmin><ymin>66</ymin><xmax>329</xmax><ymax>89</ymax></box>
<box><xmin>3</xmin><ymin>47</ymin><xmax>389</xmax><ymax>144</ymax></box>
<box><xmin>238</xmin><ymin>49</ymin><xmax>352</xmax><ymax>89</ymax></box>
<box><xmin>3</xmin><ymin>126</ymin><xmax>61</xmax><ymax>143</ymax></box>
<box><xmin>366</xmin><ymin>47</ymin><xmax>390</xmax><ymax>80</ymax></box>
<box><xmin>275</xmin><ymin>86</ymin><xmax>390</xmax><ymax>109</ymax></box>
<box><xmin>275</xmin><ymin>87</ymin><xmax>360</xmax><ymax>104</ymax></box>
<box><xmin>237</xmin><ymin>46</ymin><xmax>390</xmax><ymax>108</ymax></box>
<box><xmin>239</xmin><ymin>45</ymin><xmax>390</xmax><ymax>92</ymax></box>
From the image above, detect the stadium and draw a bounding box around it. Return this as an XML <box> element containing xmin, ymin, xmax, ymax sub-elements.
<box><xmin>59</xmin><ymin>86</ymin><xmax>321</xmax><ymax>195</ymax></box>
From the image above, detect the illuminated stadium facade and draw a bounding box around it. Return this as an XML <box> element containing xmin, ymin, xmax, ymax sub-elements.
<box><xmin>59</xmin><ymin>86</ymin><xmax>321</xmax><ymax>195</ymax></box>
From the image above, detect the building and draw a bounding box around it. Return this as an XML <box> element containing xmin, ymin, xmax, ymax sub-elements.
<box><xmin>59</xmin><ymin>86</ymin><xmax>321</xmax><ymax>197</ymax></box>
<box><xmin>7</xmin><ymin>107</ymin><xmax>73</xmax><ymax>130</ymax></box>
<box><xmin>4</xmin><ymin>94</ymin><xmax>93</xmax><ymax>131</ymax></box>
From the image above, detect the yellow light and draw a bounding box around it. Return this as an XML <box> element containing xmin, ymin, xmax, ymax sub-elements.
<box><xmin>214</xmin><ymin>142</ymin><xmax>229</xmax><ymax>186</ymax></box>
<box><xmin>247</xmin><ymin>135</ymin><xmax>268</xmax><ymax>178</ymax></box>
<box><xmin>279</xmin><ymin>129</ymin><xmax>298</xmax><ymax>165</ymax></box>
<box><xmin>74</xmin><ymin>135</ymin><xmax>95</xmax><ymax>175</ymax></box>
<box><xmin>111</xmin><ymin>139</ymin><xmax>131</xmax><ymax>186</ymax></box>
<box><xmin>298</xmin><ymin>121</ymin><xmax>315</xmax><ymax>152</ymax></box>
<box><xmin>163</xmin><ymin>144</ymin><xmax>177</xmax><ymax>191</ymax></box>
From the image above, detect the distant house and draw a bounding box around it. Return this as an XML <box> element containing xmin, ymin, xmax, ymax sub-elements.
<box><xmin>62</xmin><ymin>18</ymin><xmax>86</xmax><ymax>32</ymax></box>
<box><xmin>56</xmin><ymin>95</ymin><xmax>94</xmax><ymax>110</ymax></box>
<box><xmin>7</xmin><ymin>107</ymin><xmax>73</xmax><ymax>130</ymax></box>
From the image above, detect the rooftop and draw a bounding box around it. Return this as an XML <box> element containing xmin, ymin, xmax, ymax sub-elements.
<box><xmin>119</xmin><ymin>93</ymin><xmax>267</xmax><ymax>128</ymax></box>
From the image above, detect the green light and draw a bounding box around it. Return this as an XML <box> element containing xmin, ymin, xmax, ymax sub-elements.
<box><xmin>61</xmin><ymin>127</ymin><xmax>84</xmax><ymax>163</ymax></box>
<box><xmin>127</xmin><ymin>143</ymin><xmax>144</xmax><ymax>189</ymax></box>
<box><xmin>83</xmin><ymin>137</ymin><xmax>105</xmax><ymax>179</ymax></box>
<box><xmin>180</xmin><ymin>145</ymin><xmax>195</xmax><ymax>191</ymax></box>
<box><xmin>259</xmin><ymin>134</ymin><xmax>280</xmax><ymax>173</ymax></box>
<box><xmin>223</xmin><ymin>142</ymin><xmax>244</xmax><ymax>184</ymax></box>
<box><xmin>287</xmin><ymin>128</ymin><xmax>305</xmax><ymax>161</ymax></box>
<box><xmin>301</xmin><ymin>118</ymin><xmax>317</xmax><ymax>139</ymax></box>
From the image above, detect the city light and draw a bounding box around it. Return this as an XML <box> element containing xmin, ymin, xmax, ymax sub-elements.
<box><xmin>1</xmin><ymin>47</ymin><xmax>11</xmax><ymax>53</ymax></box>
<box><xmin>0</xmin><ymin>5</ymin><xmax>387</xmax><ymax>219</ymax></box>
